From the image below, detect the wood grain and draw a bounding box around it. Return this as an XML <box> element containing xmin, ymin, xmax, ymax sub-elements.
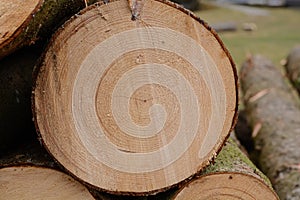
<box><xmin>0</xmin><ymin>166</ymin><xmax>95</xmax><ymax>199</ymax></box>
<box><xmin>33</xmin><ymin>0</ymin><xmax>238</xmax><ymax>194</ymax></box>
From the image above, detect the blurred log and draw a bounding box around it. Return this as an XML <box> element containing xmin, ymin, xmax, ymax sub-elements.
<box><xmin>211</xmin><ymin>21</ymin><xmax>237</xmax><ymax>33</ymax></box>
<box><xmin>174</xmin><ymin>137</ymin><xmax>279</xmax><ymax>200</ymax></box>
<box><xmin>32</xmin><ymin>0</ymin><xmax>238</xmax><ymax>195</ymax></box>
<box><xmin>0</xmin><ymin>0</ymin><xmax>97</xmax><ymax>60</ymax></box>
<box><xmin>240</xmin><ymin>55</ymin><xmax>300</xmax><ymax>200</ymax></box>
<box><xmin>284</xmin><ymin>45</ymin><xmax>300</xmax><ymax>94</ymax></box>
<box><xmin>89</xmin><ymin>136</ymin><xmax>279</xmax><ymax>200</ymax></box>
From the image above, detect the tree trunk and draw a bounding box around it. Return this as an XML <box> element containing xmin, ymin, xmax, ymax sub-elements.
<box><xmin>173</xmin><ymin>137</ymin><xmax>279</xmax><ymax>200</ymax></box>
<box><xmin>0</xmin><ymin>0</ymin><xmax>98</xmax><ymax>60</ymax></box>
<box><xmin>32</xmin><ymin>0</ymin><xmax>238</xmax><ymax>195</ymax></box>
<box><xmin>284</xmin><ymin>45</ymin><xmax>300</xmax><ymax>94</ymax></box>
<box><xmin>240</xmin><ymin>54</ymin><xmax>300</xmax><ymax>200</ymax></box>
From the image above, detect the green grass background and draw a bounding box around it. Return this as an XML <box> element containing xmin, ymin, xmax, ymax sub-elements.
<box><xmin>195</xmin><ymin>1</ymin><xmax>300</xmax><ymax>68</ymax></box>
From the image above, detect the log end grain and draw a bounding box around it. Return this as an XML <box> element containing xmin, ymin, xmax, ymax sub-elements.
<box><xmin>174</xmin><ymin>172</ymin><xmax>278</xmax><ymax>200</ymax></box>
<box><xmin>0</xmin><ymin>166</ymin><xmax>95</xmax><ymax>200</ymax></box>
<box><xmin>33</xmin><ymin>0</ymin><xmax>238</xmax><ymax>194</ymax></box>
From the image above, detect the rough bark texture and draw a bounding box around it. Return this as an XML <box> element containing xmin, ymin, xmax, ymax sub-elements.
<box><xmin>240</xmin><ymin>55</ymin><xmax>300</xmax><ymax>200</ymax></box>
<box><xmin>285</xmin><ymin>45</ymin><xmax>300</xmax><ymax>94</ymax></box>
<box><xmin>0</xmin><ymin>0</ymin><xmax>97</xmax><ymax>60</ymax></box>
<box><xmin>0</xmin><ymin>45</ymin><xmax>43</xmax><ymax>154</ymax></box>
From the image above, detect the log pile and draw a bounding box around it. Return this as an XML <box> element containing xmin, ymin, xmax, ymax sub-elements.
<box><xmin>240</xmin><ymin>55</ymin><xmax>300</xmax><ymax>199</ymax></box>
<box><xmin>0</xmin><ymin>0</ymin><xmax>289</xmax><ymax>199</ymax></box>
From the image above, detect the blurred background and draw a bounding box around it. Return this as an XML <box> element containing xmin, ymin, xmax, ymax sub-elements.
<box><xmin>175</xmin><ymin>0</ymin><xmax>300</xmax><ymax>68</ymax></box>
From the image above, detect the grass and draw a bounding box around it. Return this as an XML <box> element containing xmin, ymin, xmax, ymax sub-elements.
<box><xmin>194</xmin><ymin>1</ymin><xmax>300</xmax><ymax>68</ymax></box>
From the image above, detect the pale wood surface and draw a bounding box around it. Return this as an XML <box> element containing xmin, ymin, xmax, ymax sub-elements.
<box><xmin>0</xmin><ymin>0</ymin><xmax>40</xmax><ymax>44</ymax></box>
<box><xmin>33</xmin><ymin>0</ymin><xmax>238</xmax><ymax>194</ymax></box>
<box><xmin>0</xmin><ymin>166</ymin><xmax>95</xmax><ymax>200</ymax></box>
<box><xmin>0</xmin><ymin>0</ymin><xmax>94</xmax><ymax>59</ymax></box>
<box><xmin>174</xmin><ymin>138</ymin><xmax>279</xmax><ymax>200</ymax></box>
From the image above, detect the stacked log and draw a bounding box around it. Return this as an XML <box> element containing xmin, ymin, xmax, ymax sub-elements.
<box><xmin>0</xmin><ymin>0</ymin><xmax>285</xmax><ymax>199</ymax></box>
<box><xmin>32</xmin><ymin>0</ymin><xmax>238</xmax><ymax>195</ymax></box>
<box><xmin>88</xmin><ymin>136</ymin><xmax>279</xmax><ymax>199</ymax></box>
<box><xmin>173</xmin><ymin>137</ymin><xmax>279</xmax><ymax>200</ymax></box>
<box><xmin>240</xmin><ymin>55</ymin><xmax>300</xmax><ymax>199</ymax></box>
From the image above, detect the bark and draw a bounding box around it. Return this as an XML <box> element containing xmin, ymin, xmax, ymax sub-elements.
<box><xmin>284</xmin><ymin>45</ymin><xmax>300</xmax><ymax>94</ymax></box>
<box><xmin>32</xmin><ymin>0</ymin><xmax>238</xmax><ymax>194</ymax></box>
<box><xmin>173</xmin><ymin>137</ymin><xmax>279</xmax><ymax>200</ymax></box>
<box><xmin>240</xmin><ymin>54</ymin><xmax>300</xmax><ymax>200</ymax></box>
<box><xmin>0</xmin><ymin>0</ymin><xmax>97</xmax><ymax>60</ymax></box>
<box><xmin>0</xmin><ymin>45</ymin><xmax>43</xmax><ymax>154</ymax></box>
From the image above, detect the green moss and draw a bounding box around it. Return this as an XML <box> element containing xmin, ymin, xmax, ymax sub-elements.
<box><xmin>202</xmin><ymin>137</ymin><xmax>273</xmax><ymax>189</ymax></box>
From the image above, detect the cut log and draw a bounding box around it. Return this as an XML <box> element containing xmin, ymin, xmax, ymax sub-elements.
<box><xmin>0</xmin><ymin>0</ymin><xmax>98</xmax><ymax>60</ymax></box>
<box><xmin>93</xmin><ymin>137</ymin><xmax>279</xmax><ymax>199</ymax></box>
<box><xmin>33</xmin><ymin>0</ymin><xmax>238</xmax><ymax>195</ymax></box>
<box><xmin>0</xmin><ymin>140</ymin><xmax>95</xmax><ymax>200</ymax></box>
<box><xmin>0</xmin><ymin>166</ymin><xmax>95</xmax><ymax>199</ymax></box>
<box><xmin>284</xmin><ymin>45</ymin><xmax>300</xmax><ymax>94</ymax></box>
<box><xmin>240</xmin><ymin>55</ymin><xmax>300</xmax><ymax>199</ymax></box>
<box><xmin>0</xmin><ymin>45</ymin><xmax>43</xmax><ymax>153</ymax></box>
<box><xmin>174</xmin><ymin>137</ymin><xmax>279</xmax><ymax>200</ymax></box>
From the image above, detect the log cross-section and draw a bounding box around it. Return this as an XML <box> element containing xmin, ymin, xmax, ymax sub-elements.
<box><xmin>0</xmin><ymin>166</ymin><xmax>95</xmax><ymax>200</ymax></box>
<box><xmin>33</xmin><ymin>0</ymin><xmax>238</xmax><ymax>194</ymax></box>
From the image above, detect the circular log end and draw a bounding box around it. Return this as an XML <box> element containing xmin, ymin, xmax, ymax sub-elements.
<box><xmin>0</xmin><ymin>166</ymin><xmax>94</xmax><ymax>199</ymax></box>
<box><xmin>33</xmin><ymin>0</ymin><xmax>238</xmax><ymax>194</ymax></box>
<box><xmin>174</xmin><ymin>173</ymin><xmax>279</xmax><ymax>200</ymax></box>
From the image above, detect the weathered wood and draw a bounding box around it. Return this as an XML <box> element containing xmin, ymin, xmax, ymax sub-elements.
<box><xmin>284</xmin><ymin>45</ymin><xmax>300</xmax><ymax>94</ymax></box>
<box><xmin>240</xmin><ymin>55</ymin><xmax>300</xmax><ymax>200</ymax></box>
<box><xmin>33</xmin><ymin>0</ymin><xmax>238</xmax><ymax>195</ymax></box>
<box><xmin>0</xmin><ymin>0</ymin><xmax>98</xmax><ymax>60</ymax></box>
